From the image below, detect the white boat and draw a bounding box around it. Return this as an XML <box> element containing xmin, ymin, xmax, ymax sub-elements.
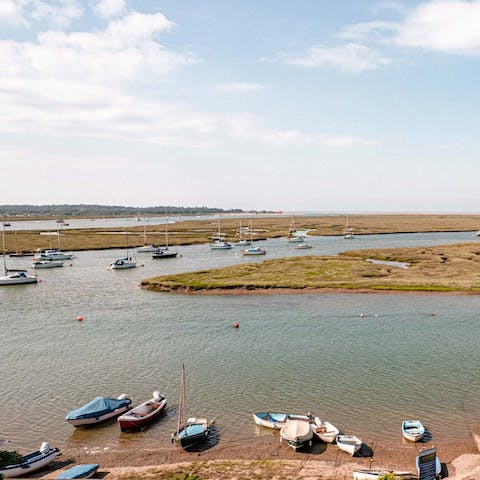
<box><xmin>235</xmin><ymin>221</ymin><xmax>251</xmax><ymax>246</ymax></box>
<box><xmin>242</xmin><ymin>246</ymin><xmax>266</xmax><ymax>255</ymax></box>
<box><xmin>0</xmin><ymin>442</ymin><xmax>58</xmax><ymax>478</ymax></box>
<box><xmin>66</xmin><ymin>394</ymin><xmax>132</xmax><ymax>427</ymax></box>
<box><xmin>0</xmin><ymin>221</ymin><xmax>37</xmax><ymax>285</ymax></box>
<box><xmin>353</xmin><ymin>470</ymin><xmax>414</xmax><ymax>480</ymax></box>
<box><xmin>310</xmin><ymin>417</ymin><xmax>339</xmax><ymax>443</ymax></box>
<box><xmin>476</xmin><ymin>230</ymin><xmax>480</xmax><ymax>237</ymax></box>
<box><xmin>110</xmin><ymin>232</ymin><xmax>137</xmax><ymax>269</ymax></box>
<box><xmin>137</xmin><ymin>218</ymin><xmax>159</xmax><ymax>252</ymax></box>
<box><xmin>34</xmin><ymin>248</ymin><xmax>73</xmax><ymax>261</ymax></box>
<box><xmin>32</xmin><ymin>260</ymin><xmax>64</xmax><ymax>269</ymax></box>
<box><xmin>210</xmin><ymin>240</ymin><xmax>232</xmax><ymax>250</ymax></box>
<box><xmin>287</xmin><ymin>216</ymin><xmax>305</xmax><ymax>243</ymax></box>
<box><xmin>336</xmin><ymin>434</ymin><xmax>362</xmax><ymax>456</ymax></box>
<box><xmin>280</xmin><ymin>418</ymin><xmax>313</xmax><ymax>450</ymax></box>
<box><xmin>343</xmin><ymin>215</ymin><xmax>355</xmax><ymax>239</ymax></box>
<box><xmin>295</xmin><ymin>243</ymin><xmax>312</xmax><ymax>250</ymax></box>
<box><xmin>252</xmin><ymin>412</ymin><xmax>311</xmax><ymax>430</ymax></box>
<box><xmin>401</xmin><ymin>420</ymin><xmax>425</xmax><ymax>442</ymax></box>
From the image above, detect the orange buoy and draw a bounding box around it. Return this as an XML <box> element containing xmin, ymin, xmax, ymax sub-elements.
<box><xmin>141</xmin><ymin>264</ymin><xmax>144</xmax><ymax>267</ymax></box>
<box><xmin>77</xmin><ymin>316</ymin><xmax>83</xmax><ymax>322</ymax></box>
<box><xmin>233</xmin><ymin>322</ymin><xmax>239</xmax><ymax>328</ymax></box>
<box><xmin>69</xmin><ymin>263</ymin><xmax>73</xmax><ymax>267</ymax></box>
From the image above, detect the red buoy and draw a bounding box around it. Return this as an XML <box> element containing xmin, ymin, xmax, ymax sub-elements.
<box><xmin>77</xmin><ymin>316</ymin><xmax>83</xmax><ymax>322</ymax></box>
<box><xmin>233</xmin><ymin>322</ymin><xmax>239</xmax><ymax>328</ymax></box>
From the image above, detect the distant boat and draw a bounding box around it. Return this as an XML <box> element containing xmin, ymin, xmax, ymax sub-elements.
<box><xmin>353</xmin><ymin>470</ymin><xmax>414</xmax><ymax>480</ymax></box>
<box><xmin>32</xmin><ymin>260</ymin><xmax>64</xmax><ymax>269</ymax></box>
<box><xmin>65</xmin><ymin>394</ymin><xmax>132</xmax><ymax>427</ymax></box>
<box><xmin>280</xmin><ymin>418</ymin><xmax>313</xmax><ymax>450</ymax></box>
<box><xmin>137</xmin><ymin>218</ymin><xmax>159</xmax><ymax>253</ymax></box>
<box><xmin>117</xmin><ymin>391</ymin><xmax>167</xmax><ymax>431</ymax></box>
<box><xmin>34</xmin><ymin>249</ymin><xmax>73</xmax><ymax>261</ymax></box>
<box><xmin>476</xmin><ymin>230</ymin><xmax>480</xmax><ymax>237</ymax></box>
<box><xmin>287</xmin><ymin>216</ymin><xmax>305</xmax><ymax>243</ymax></box>
<box><xmin>242</xmin><ymin>246</ymin><xmax>266</xmax><ymax>255</ymax></box>
<box><xmin>210</xmin><ymin>240</ymin><xmax>232</xmax><ymax>250</ymax></box>
<box><xmin>235</xmin><ymin>221</ymin><xmax>251</xmax><ymax>246</ymax></box>
<box><xmin>9</xmin><ymin>251</ymin><xmax>35</xmax><ymax>257</ymax></box>
<box><xmin>110</xmin><ymin>232</ymin><xmax>137</xmax><ymax>269</ymax></box>
<box><xmin>0</xmin><ymin>442</ymin><xmax>58</xmax><ymax>478</ymax></box>
<box><xmin>343</xmin><ymin>215</ymin><xmax>354</xmax><ymax>239</ymax></box>
<box><xmin>402</xmin><ymin>420</ymin><xmax>425</xmax><ymax>442</ymax></box>
<box><xmin>295</xmin><ymin>243</ymin><xmax>312</xmax><ymax>250</ymax></box>
<box><xmin>171</xmin><ymin>364</ymin><xmax>209</xmax><ymax>448</ymax></box>
<box><xmin>152</xmin><ymin>220</ymin><xmax>178</xmax><ymax>259</ymax></box>
<box><xmin>336</xmin><ymin>434</ymin><xmax>362</xmax><ymax>456</ymax></box>
<box><xmin>252</xmin><ymin>412</ymin><xmax>311</xmax><ymax>430</ymax></box>
<box><xmin>56</xmin><ymin>464</ymin><xmax>99</xmax><ymax>479</ymax></box>
<box><xmin>310</xmin><ymin>417</ymin><xmax>339</xmax><ymax>443</ymax></box>
<box><xmin>1</xmin><ymin>221</ymin><xmax>37</xmax><ymax>285</ymax></box>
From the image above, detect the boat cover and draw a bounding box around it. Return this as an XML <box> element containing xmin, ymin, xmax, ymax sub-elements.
<box><xmin>178</xmin><ymin>423</ymin><xmax>206</xmax><ymax>439</ymax></box>
<box><xmin>66</xmin><ymin>397</ymin><xmax>130</xmax><ymax>420</ymax></box>
<box><xmin>56</xmin><ymin>464</ymin><xmax>99</xmax><ymax>479</ymax></box>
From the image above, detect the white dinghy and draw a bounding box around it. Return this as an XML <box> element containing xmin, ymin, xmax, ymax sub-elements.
<box><xmin>336</xmin><ymin>434</ymin><xmax>362</xmax><ymax>456</ymax></box>
<box><xmin>353</xmin><ymin>470</ymin><xmax>414</xmax><ymax>480</ymax></box>
<box><xmin>0</xmin><ymin>442</ymin><xmax>58</xmax><ymax>478</ymax></box>
<box><xmin>402</xmin><ymin>420</ymin><xmax>425</xmax><ymax>442</ymax></box>
<box><xmin>310</xmin><ymin>417</ymin><xmax>339</xmax><ymax>443</ymax></box>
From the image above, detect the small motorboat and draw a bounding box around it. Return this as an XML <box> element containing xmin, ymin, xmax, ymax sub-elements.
<box><xmin>402</xmin><ymin>420</ymin><xmax>425</xmax><ymax>442</ymax></box>
<box><xmin>295</xmin><ymin>243</ymin><xmax>312</xmax><ymax>250</ymax></box>
<box><xmin>0</xmin><ymin>271</ymin><xmax>37</xmax><ymax>285</ymax></box>
<box><xmin>137</xmin><ymin>244</ymin><xmax>160</xmax><ymax>253</ymax></box>
<box><xmin>280</xmin><ymin>418</ymin><xmax>313</xmax><ymax>450</ymax></box>
<box><xmin>32</xmin><ymin>260</ymin><xmax>64</xmax><ymax>269</ymax></box>
<box><xmin>56</xmin><ymin>464</ymin><xmax>99</xmax><ymax>479</ymax></box>
<box><xmin>117</xmin><ymin>391</ymin><xmax>167</xmax><ymax>430</ymax></box>
<box><xmin>34</xmin><ymin>249</ymin><xmax>73</xmax><ymax>260</ymax></box>
<box><xmin>210</xmin><ymin>241</ymin><xmax>232</xmax><ymax>250</ymax></box>
<box><xmin>109</xmin><ymin>257</ymin><xmax>137</xmax><ymax>269</ymax></box>
<box><xmin>353</xmin><ymin>470</ymin><xmax>414</xmax><ymax>480</ymax></box>
<box><xmin>242</xmin><ymin>246</ymin><xmax>266</xmax><ymax>256</ymax></box>
<box><xmin>65</xmin><ymin>394</ymin><xmax>132</xmax><ymax>427</ymax></box>
<box><xmin>152</xmin><ymin>248</ymin><xmax>178</xmax><ymax>259</ymax></box>
<box><xmin>252</xmin><ymin>412</ymin><xmax>311</xmax><ymax>430</ymax></box>
<box><xmin>0</xmin><ymin>442</ymin><xmax>58</xmax><ymax>478</ymax></box>
<box><xmin>336</xmin><ymin>434</ymin><xmax>362</xmax><ymax>456</ymax></box>
<box><xmin>310</xmin><ymin>417</ymin><xmax>339</xmax><ymax>443</ymax></box>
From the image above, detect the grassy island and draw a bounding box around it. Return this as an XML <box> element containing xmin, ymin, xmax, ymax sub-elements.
<box><xmin>141</xmin><ymin>243</ymin><xmax>480</xmax><ymax>294</ymax></box>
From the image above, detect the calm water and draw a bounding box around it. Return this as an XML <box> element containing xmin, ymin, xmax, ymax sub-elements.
<box><xmin>1</xmin><ymin>231</ymin><xmax>480</xmax><ymax>452</ymax></box>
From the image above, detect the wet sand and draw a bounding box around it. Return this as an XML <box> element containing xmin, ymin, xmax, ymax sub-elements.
<box><xmin>39</xmin><ymin>432</ymin><xmax>480</xmax><ymax>479</ymax></box>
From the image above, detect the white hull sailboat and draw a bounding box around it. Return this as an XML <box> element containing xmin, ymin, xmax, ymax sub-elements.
<box><xmin>287</xmin><ymin>216</ymin><xmax>305</xmax><ymax>243</ymax></box>
<box><xmin>1</xmin><ymin>220</ymin><xmax>37</xmax><ymax>286</ymax></box>
<box><xmin>110</xmin><ymin>231</ymin><xmax>137</xmax><ymax>269</ymax></box>
<box><xmin>32</xmin><ymin>260</ymin><xmax>64</xmax><ymax>269</ymax></box>
<box><xmin>137</xmin><ymin>217</ymin><xmax>159</xmax><ymax>252</ymax></box>
<box><xmin>242</xmin><ymin>221</ymin><xmax>266</xmax><ymax>255</ymax></box>
<box><xmin>343</xmin><ymin>215</ymin><xmax>355</xmax><ymax>239</ymax></box>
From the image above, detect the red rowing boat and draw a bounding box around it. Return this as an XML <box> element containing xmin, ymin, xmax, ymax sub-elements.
<box><xmin>117</xmin><ymin>391</ymin><xmax>167</xmax><ymax>431</ymax></box>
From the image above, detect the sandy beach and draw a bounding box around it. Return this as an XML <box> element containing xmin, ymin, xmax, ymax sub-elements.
<box><xmin>37</xmin><ymin>431</ymin><xmax>480</xmax><ymax>479</ymax></box>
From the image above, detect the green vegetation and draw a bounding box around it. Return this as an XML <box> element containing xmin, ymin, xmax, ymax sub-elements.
<box><xmin>378</xmin><ymin>475</ymin><xmax>396</xmax><ymax>480</ymax></box>
<box><xmin>171</xmin><ymin>474</ymin><xmax>202</xmax><ymax>480</ymax></box>
<box><xmin>0</xmin><ymin>450</ymin><xmax>22</xmax><ymax>468</ymax></box>
<box><xmin>142</xmin><ymin>243</ymin><xmax>480</xmax><ymax>294</ymax></box>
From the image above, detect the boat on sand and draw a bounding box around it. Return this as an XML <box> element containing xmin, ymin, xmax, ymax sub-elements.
<box><xmin>336</xmin><ymin>434</ymin><xmax>362</xmax><ymax>456</ymax></box>
<box><xmin>353</xmin><ymin>470</ymin><xmax>414</xmax><ymax>480</ymax></box>
<box><xmin>280</xmin><ymin>418</ymin><xmax>313</xmax><ymax>450</ymax></box>
<box><xmin>56</xmin><ymin>464</ymin><xmax>99</xmax><ymax>479</ymax></box>
<box><xmin>117</xmin><ymin>391</ymin><xmax>167</xmax><ymax>430</ymax></box>
<box><xmin>252</xmin><ymin>412</ymin><xmax>311</xmax><ymax>430</ymax></box>
<box><xmin>0</xmin><ymin>442</ymin><xmax>58</xmax><ymax>478</ymax></box>
<box><xmin>310</xmin><ymin>416</ymin><xmax>339</xmax><ymax>443</ymax></box>
<box><xmin>402</xmin><ymin>420</ymin><xmax>425</xmax><ymax>442</ymax></box>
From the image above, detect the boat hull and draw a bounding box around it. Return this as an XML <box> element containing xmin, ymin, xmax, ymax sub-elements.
<box><xmin>311</xmin><ymin>418</ymin><xmax>339</xmax><ymax>443</ymax></box>
<box><xmin>0</xmin><ymin>447</ymin><xmax>57</xmax><ymax>478</ymax></box>
<box><xmin>67</xmin><ymin>405</ymin><xmax>131</xmax><ymax>426</ymax></box>
<box><xmin>280</xmin><ymin>419</ymin><xmax>313</xmax><ymax>450</ymax></box>
<box><xmin>252</xmin><ymin>412</ymin><xmax>310</xmax><ymax>430</ymax></box>
<box><xmin>336</xmin><ymin>435</ymin><xmax>362</xmax><ymax>456</ymax></box>
<box><xmin>353</xmin><ymin>470</ymin><xmax>414</xmax><ymax>480</ymax></box>
<box><xmin>56</xmin><ymin>464</ymin><xmax>99</xmax><ymax>479</ymax></box>
<box><xmin>152</xmin><ymin>250</ymin><xmax>178</xmax><ymax>259</ymax></box>
<box><xmin>172</xmin><ymin>419</ymin><xmax>209</xmax><ymax>449</ymax></box>
<box><xmin>402</xmin><ymin>420</ymin><xmax>425</xmax><ymax>442</ymax></box>
<box><xmin>0</xmin><ymin>274</ymin><xmax>37</xmax><ymax>285</ymax></box>
<box><xmin>118</xmin><ymin>396</ymin><xmax>167</xmax><ymax>430</ymax></box>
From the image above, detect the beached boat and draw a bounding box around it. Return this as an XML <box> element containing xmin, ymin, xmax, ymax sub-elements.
<box><xmin>252</xmin><ymin>412</ymin><xmax>311</xmax><ymax>430</ymax></box>
<box><xmin>353</xmin><ymin>470</ymin><xmax>414</xmax><ymax>480</ymax></box>
<box><xmin>280</xmin><ymin>418</ymin><xmax>313</xmax><ymax>450</ymax></box>
<box><xmin>56</xmin><ymin>464</ymin><xmax>99</xmax><ymax>479</ymax></box>
<box><xmin>32</xmin><ymin>260</ymin><xmax>64</xmax><ymax>269</ymax></box>
<box><xmin>65</xmin><ymin>394</ymin><xmax>131</xmax><ymax>427</ymax></box>
<box><xmin>171</xmin><ymin>364</ymin><xmax>209</xmax><ymax>448</ymax></box>
<box><xmin>336</xmin><ymin>434</ymin><xmax>362</xmax><ymax>456</ymax></box>
<box><xmin>0</xmin><ymin>442</ymin><xmax>58</xmax><ymax>478</ymax></box>
<box><xmin>310</xmin><ymin>417</ymin><xmax>339</xmax><ymax>443</ymax></box>
<box><xmin>401</xmin><ymin>420</ymin><xmax>425</xmax><ymax>442</ymax></box>
<box><xmin>117</xmin><ymin>391</ymin><xmax>167</xmax><ymax>430</ymax></box>
<box><xmin>415</xmin><ymin>455</ymin><xmax>441</xmax><ymax>478</ymax></box>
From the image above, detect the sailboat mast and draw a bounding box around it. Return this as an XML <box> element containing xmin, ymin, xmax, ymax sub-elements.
<box><xmin>165</xmin><ymin>218</ymin><xmax>169</xmax><ymax>249</ymax></box>
<box><xmin>57</xmin><ymin>223</ymin><xmax>61</xmax><ymax>250</ymax></box>
<box><xmin>2</xmin><ymin>219</ymin><xmax>7</xmax><ymax>275</ymax></box>
<box><xmin>177</xmin><ymin>363</ymin><xmax>185</xmax><ymax>433</ymax></box>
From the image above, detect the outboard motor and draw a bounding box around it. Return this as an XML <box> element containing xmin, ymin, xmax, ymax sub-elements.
<box><xmin>40</xmin><ymin>442</ymin><xmax>49</xmax><ymax>454</ymax></box>
<box><xmin>153</xmin><ymin>391</ymin><xmax>162</xmax><ymax>401</ymax></box>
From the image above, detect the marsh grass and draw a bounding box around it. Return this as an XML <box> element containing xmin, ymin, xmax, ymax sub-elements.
<box><xmin>142</xmin><ymin>243</ymin><xmax>480</xmax><ymax>293</ymax></box>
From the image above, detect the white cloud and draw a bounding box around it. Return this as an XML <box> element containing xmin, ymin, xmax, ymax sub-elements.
<box><xmin>338</xmin><ymin>21</ymin><xmax>400</xmax><ymax>41</ymax></box>
<box><xmin>0</xmin><ymin>0</ymin><xmax>25</xmax><ymax>25</ymax></box>
<box><xmin>92</xmin><ymin>0</ymin><xmax>125</xmax><ymax>19</ymax></box>
<box><xmin>213</xmin><ymin>82</ymin><xmax>265</xmax><ymax>93</ymax></box>
<box><xmin>395</xmin><ymin>1</ymin><xmax>480</xmax><ymax>54</ymax></box>
<box><xmin>276</xmin><ymin>43</ymin><xmax>391</xmax><ymax>72</ymax></box>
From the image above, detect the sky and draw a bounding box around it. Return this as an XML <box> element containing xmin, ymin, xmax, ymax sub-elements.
<box><xmin>1</xmin><ymin>0</ymin><xmax>480</xmax><ymax>212</ymax></box>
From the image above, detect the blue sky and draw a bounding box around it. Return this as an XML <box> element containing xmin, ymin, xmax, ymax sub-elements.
<box><xmin>1</xmin><ymin>0</ymin><xmax>480</xmax><ymax>211</ymax></box>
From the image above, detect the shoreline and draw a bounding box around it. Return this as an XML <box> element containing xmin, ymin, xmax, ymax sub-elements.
<box><xmin>142</xmin><ymin>285</ymin><xmax>480</xmax><ymax>296</ymax></box>
<box><xmin>41</xmin><ymin>433</ymin><xmax>480</xmax><ymax>479</ymax></box>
